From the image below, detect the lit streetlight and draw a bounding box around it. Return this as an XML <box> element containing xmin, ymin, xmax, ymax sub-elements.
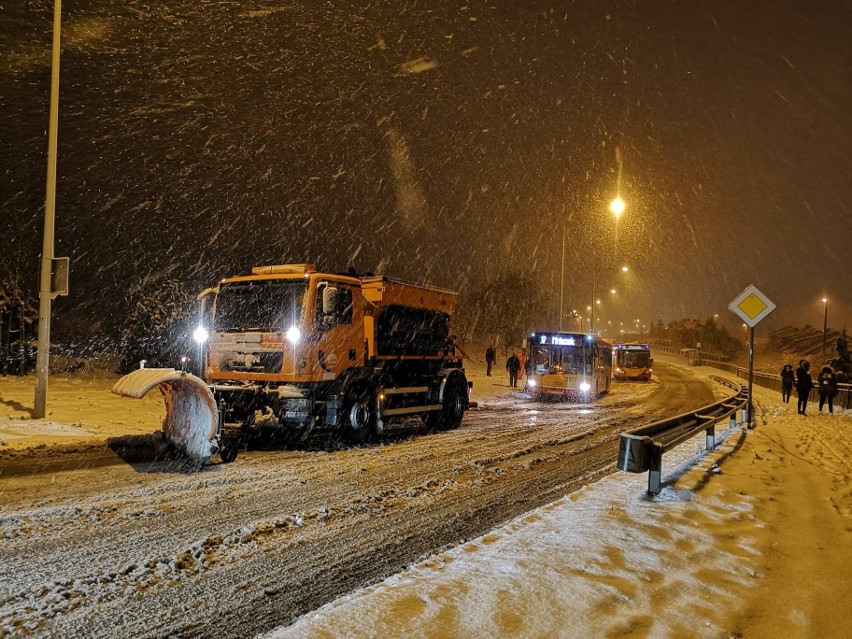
<box><xmin>609</xmin><ymin>196</ymin><xmax>626</xmax><ymax>218</ymax></box>
<box><xmin>822</xmin><ymin>297</ymin><xmax>828</xmax><ymax>356</ymax></box>
<box><xmin>559</xmin><ymin>198</ymin><xmax>627</xmax><ymax>331</ymax></box>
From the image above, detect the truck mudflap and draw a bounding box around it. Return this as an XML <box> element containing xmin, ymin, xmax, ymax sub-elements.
<box><xmin>112</xmin><ymin>368</ymin><xmax>219</xmax><ymax>465</ymax></box>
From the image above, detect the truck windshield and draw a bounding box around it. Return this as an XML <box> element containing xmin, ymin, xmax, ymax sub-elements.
<box><xmin>213</xmin><ymin>280</ymin><xmax>307</xmax><ymax>333</ymax></box>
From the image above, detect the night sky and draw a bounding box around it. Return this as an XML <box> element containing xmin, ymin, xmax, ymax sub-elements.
<box><xmin>1</xmin><ymin>0</ymin><xmax>850</xmax><ymax>341</ymax></box>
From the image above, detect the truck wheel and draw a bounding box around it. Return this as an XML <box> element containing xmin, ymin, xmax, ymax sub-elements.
<box><xmin>345</xmin><ymin>386</ymin><xmax>377</xmax><ymax>443</ymax></box>
<box><xmin>427</xmin><ymin>375</ymin><xmax>467</xmax><ymax>431</ymax></box>
<box><xmin>442</xmin><ymin>377</ymin><xmax>466</xmax><ymax>430</ymax></box>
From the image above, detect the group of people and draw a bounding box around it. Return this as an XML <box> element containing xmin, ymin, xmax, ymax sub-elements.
<box><xmin>485</xmin><ymin>344</ymin><xmax>527</xmax><ymax>389</ymax></box>
<box><xmin>781</xmin><ymin>360</ymin><xmax>839</xmax><ymax>416</ymax></box>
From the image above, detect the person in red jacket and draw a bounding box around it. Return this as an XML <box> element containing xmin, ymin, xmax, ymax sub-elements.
<box><xmin>517</xmin><ymin>349</ymin><xmax>528</xmax><ymax>380</ymax></box>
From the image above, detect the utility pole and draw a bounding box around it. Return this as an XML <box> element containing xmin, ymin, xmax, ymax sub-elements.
<box><xmin>559</xmin><ymin>224</ymin><xmax>566</xmax><ymax>331</ymax></box>
<box><xmin>34</xmin><ymin>1</ymin><xmax>64</xmax><ymax>418</ymax></box>
<box><xmin>589</xmin><ymin>278</ymin><xmax>596</xmax><ymax>334</ymax></box>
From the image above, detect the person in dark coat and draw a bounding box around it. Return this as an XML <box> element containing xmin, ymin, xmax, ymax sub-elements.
<box><xmin>485</xmin><ymin>344</ymin><xmax>496</xmax><ymax>377</ymax></box>
<box><xmin>795</xmin><ymin>360</ymin><xmax>814</xmax><ymax>416</ymax></box>
<box><xmin>780</xmin><ymin>364</ymin><xmax>795</xmax><ymax>403</ymax></box>
<box><xmin>506</xmin><ymin>353</ymin><xmax>521</xmax><ymax>388</ymax></box>
<box><xmin>817</xmin><ymin>365</ymin><xmax>838</xmax><ymax>415</ymax></box>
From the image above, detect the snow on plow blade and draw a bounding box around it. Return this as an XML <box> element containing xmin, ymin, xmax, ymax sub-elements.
<box><xmin>112</xmin><ymin>368</ymin><xmax>218</xmax><ymax>465</ymax></box>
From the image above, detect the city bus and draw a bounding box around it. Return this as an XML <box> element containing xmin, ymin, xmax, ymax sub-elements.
<box><xmin>523</xmin><ymin>331</ymin><xmax>613</xmax><ymax>401</ymax></box>
<box><xmin>613</xmin><ymin>342</ymin><xmax>653</xmax><ymax>381</ymax></box>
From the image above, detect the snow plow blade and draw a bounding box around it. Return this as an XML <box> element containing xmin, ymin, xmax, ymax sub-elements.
<box><xmin>112</xmin><ymin>368</ymin><xmax>218</xmax><ymax>465</ymax></box>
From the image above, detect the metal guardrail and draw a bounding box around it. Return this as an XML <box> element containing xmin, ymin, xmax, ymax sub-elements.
<box><xmin>617</xmin><ymin>376</ymin><xmax>748</xmax><ymax>495</ymax></box>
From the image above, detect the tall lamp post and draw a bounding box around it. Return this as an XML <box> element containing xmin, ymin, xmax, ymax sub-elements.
<box><xmin>559</xmin><ymin>223</ymin><xmax>566</xmax><ymax>330</ymax></box>
<box><xmin>588</xmin><ymin>198</ymin><xmax>626</xmax><ymax>334</ymax></box>
<box><xmin>559</xmin><ymin>196</ymin><xmax>626</xmax><ymax>333</ymax></box>
<box><xmin>34</xmin><ymin>0</ymin><xmax>65</xmax><ymax>419</ymax></box>
<box><xmin>822</xmin><ymin>297</ymin><xmax>828</xmax><ymax>357</ymax></box>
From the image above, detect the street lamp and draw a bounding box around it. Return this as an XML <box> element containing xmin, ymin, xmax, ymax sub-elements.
<box><xmin>560</xmin><ymin>198</ymin><xmax>626</xmax><ymax>331</ymax></box>
<box><xmin>559</xmin><ymin>220</ymin><xmax>566</xmax><ymax>330</ymax></box>
<box><xmin>609</xmin><ymin>196</ymin><xmax>626</xmax><ymax>218</ymax></box>
<box><xmin>822</xmin><ymin>297</ymin><xmax>828</xmax><ymax>356</ymax></box>
<box><xmin>34</xmin><ymin>0</ymin><xmax>65</xmax><ymax>419</ymax></box>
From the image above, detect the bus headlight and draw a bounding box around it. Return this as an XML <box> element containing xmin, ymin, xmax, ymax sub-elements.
<box><xmin>579</xmin><ymin>381</ymin><xmax>591</xmax><ymax>392</ymax></box>
<box><xmin>286</xmin><ymin>325</ymin><xmax>302</xmax><ymax>344</ymax></box>
<box><xmin>527</xmin><ymin>379</ymin><xmax>537</xmax><ymax>387</ymax></box>
<box><xmin>193</xmin><ymin>325</ymin><xmax>209</xmax><ymax>344</ymax></box>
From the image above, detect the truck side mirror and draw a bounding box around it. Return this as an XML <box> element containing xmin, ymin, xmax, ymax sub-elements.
<box><xmin>320</xmin><ymin>286</ymin><xmax>340</xmax><ymax>328</ymax></box>
<box><xmin>322</xmin><ymin>286</ymin><xmax>339</xmax><ymax>315</ymax></box>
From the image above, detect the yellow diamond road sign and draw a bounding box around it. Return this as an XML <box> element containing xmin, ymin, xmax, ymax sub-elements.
<box><xmin>729</xmin><ymin>285</ymin><xmax>776</xmax><ymax>327</ymax></box>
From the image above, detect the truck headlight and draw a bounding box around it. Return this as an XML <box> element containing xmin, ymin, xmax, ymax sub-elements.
<box><xmin>286</xmin><ymin>325</ymin><xmax>301</xmax><ymax>344</ymax></box>
<box><xmin>193</xmin><ymin>325</ymin><xmax>209</xmax><ymax>344</ymax></box>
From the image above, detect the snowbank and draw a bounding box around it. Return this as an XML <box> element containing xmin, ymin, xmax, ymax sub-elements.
<box><xmin>0</xmin><ymin>372</ymin><xmax>164</xmax><ymax>455</ymax></box>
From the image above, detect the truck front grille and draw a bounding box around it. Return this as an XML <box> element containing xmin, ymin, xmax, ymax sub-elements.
<box><xmin>220</xmin><ymin>351</ymin><xmax>284</xmax><ymax>373</ymax></box>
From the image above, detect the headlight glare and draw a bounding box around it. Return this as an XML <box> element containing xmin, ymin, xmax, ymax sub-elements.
<box><xmin>286</xmin><ymin>325</ymin><xmax>302</xmax><ymax>344</ymax></box>
<box><xmin>193</xmin><ymin>325</ymin><xmax>209</xmax><ymax>344</ymax></box>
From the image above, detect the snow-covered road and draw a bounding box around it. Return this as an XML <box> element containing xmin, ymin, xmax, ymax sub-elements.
<box><xmin>0</xmin><ymin>363</ymin><xmax>716</xmax><ymax>637</ymax></box>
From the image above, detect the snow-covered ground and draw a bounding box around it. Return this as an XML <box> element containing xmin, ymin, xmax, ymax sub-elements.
<box><xmin>263</xmin><ymin>361</ymin><xmax>852</xmax><ymax>639</ymax></box>
<box><xmin>1</xmin><ymin>358</ymin><xmax>849</xmax><ymax>638</ymax></box>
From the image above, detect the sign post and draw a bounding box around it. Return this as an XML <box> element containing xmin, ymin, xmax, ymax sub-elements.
<box><xmin>728</xmin><ymin>285</ymin><xmax>776</xmax><ymax>428</ymax></box>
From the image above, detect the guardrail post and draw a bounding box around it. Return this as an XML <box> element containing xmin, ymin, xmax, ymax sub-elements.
<box><xmin>706</xmin><ymin>423</ymin><xmax>716</xmax><ymax>450</ymax></box>
<box><xmin>729</xmin><ymin>413</ymin><xmax>736</xmax><ymax>429</ymax></box>
<box><xmin>648</xmin><ymin>443</ymin><xmax>663</xmax><ymax>495</ymax></box>
<box><xmin>741</xmin><ymin>407</ymin><xmax>747</xmax><ymax>423</ymax></box>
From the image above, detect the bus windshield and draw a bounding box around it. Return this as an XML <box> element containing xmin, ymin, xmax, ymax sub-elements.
<box><xmin>531</xmin><ymin>345</ymin><xmax>592</xmax><ymax>375</ymax></box>
<box><xmin>619</xmin><ymin>350</ymin><xmax>651</xmax><ymax>368</ymax></box>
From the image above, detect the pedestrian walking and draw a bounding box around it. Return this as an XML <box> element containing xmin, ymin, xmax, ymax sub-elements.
<box><xmin>817</xmin><ymin>365</ymin><xmax>838</xmax><ymax>415</ymax></box>
<box><xmin>485</xmin><ymin>344</ymin><xmax>496</xmax><ymax>377</ymax></box>
<box><xmin>795</xmin><ymin>360</ymin><xmax>814</xmax><ymax>415</ymax></box>
<box><xmin>517</xmin><ymin>349</ymin><xmax>528</xmax><ymax>380</ymax></box>
<box><xmin>780</xmin><ymin>363</ymin><xmax>795</xmax><ymax>403</ymax></box>
<box><xmin>506</xmin><ymin>352</ymin><xmax>521</xmax><ymax>388</ymax></box>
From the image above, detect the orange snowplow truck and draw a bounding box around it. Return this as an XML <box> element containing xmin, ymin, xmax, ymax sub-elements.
<box><xmin>115</xmin><ymin>264</ymin><xmax>470</xmax><ymax>464</ymax></box>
